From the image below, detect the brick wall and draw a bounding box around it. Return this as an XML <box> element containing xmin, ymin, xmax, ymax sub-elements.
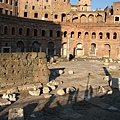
<box><xmin>0</xmin><ymin>52</ymin><xmax>50</xmax><ymax>89</ymax></box>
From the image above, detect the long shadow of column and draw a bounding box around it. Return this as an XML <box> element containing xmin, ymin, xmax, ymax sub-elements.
<box><xmin>103</xmin><ymin>67</ymin><xmax>119</xmax><ymax>92</ymax></box>
<box><xmin>103</xmin><ymin>67</ymin><xmax>112</xmax><ymax>86</ymax></box>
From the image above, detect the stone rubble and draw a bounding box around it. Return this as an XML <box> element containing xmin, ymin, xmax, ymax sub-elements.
<box><xmin>57</xmin><ymin>89</ymin><xmax>66</xmax><ymax>96</ymax></box>
<box><xmin>2</xmin><ymin>93</ymin><xmax>17</xmax><ymax>102</ymax></box>
<box><xmin>0</xmin><ymin>98</ymin><xmax>11</xmax><ymax>106</ymax></box>
<box><xmin>29</xmin><ymin>89</ymin><xmax>40</xmax><ymax>96</ymax></box>
<box><xmin>43</xmin><ymin>87</ymin><xmax>50</xmax><ymax>94</ymax></box>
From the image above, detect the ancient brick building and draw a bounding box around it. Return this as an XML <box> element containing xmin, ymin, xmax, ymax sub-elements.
<box><xmin>0</xmin><ymin>0</ymin><xmax>120</xmax><ymax>60</ymax></box>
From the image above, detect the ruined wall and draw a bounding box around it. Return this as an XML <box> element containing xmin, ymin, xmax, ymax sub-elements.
<box><xmin>0</xmin><ymin>52</ymin><xmax>50</xmax><ymax>89</ymax></box>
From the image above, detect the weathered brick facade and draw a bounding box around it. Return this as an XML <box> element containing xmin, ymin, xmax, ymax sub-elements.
<box><xmin>0</xmin><ymin>0</ymin><xmax>120</xmax><ymax>60</ymax></box>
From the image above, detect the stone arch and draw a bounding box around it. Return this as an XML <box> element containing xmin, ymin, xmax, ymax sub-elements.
<box><xmin>104</xmin><ymin>44</ymin><xmax>111</xmax><ymax>58</ymax></box>
<box><xmin>75</xmin><ymin>43</ymin><xmax>84</xmax><ymax>57</ymax></box>
<box><xmin>80</xmin><ymin>14</ymin><xmax>86</xmax><ymax>23</ymax></box>
<box><xmin>88</xmin><ymin>14</ymin><xmax>94</xmax><ymax>23</ymax></box>
<box><xmin>47</xmin><ymin>42</ymin><xmax>55</xmax><ymax>56</ymax></box>
<box><xmin>90</xmin><ymin>43</ymin><xmax>96</xmax><ymax>56</ymax></box>
<box><xmin>17</xmin><ymin>41</ymin><xmax>24</xmax><ymax>52</ymax></box>
<box><xmin>31</xmin><ymin>41</ymin><xmax>41</xmax><ymax>52</ymax></box>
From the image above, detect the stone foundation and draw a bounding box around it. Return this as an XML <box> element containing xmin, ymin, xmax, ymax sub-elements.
<box><xmin>0</xmin><ymin>52</ymin><xmax>50</xmax><ymax>89</ymax></box>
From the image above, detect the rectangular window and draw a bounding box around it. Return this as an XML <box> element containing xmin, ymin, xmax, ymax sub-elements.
<box><xmin>44</xmin><ymin>6</ymin><xmax>46</xmax><ymax>9</ymax></box>
<box><xmin>6</xmin><ymin>0</ymin><xmax>8</xmax><ymax>4</ymax></box>
<box><xmin>10</xmin><ymin>0</ymin><xmax>12</xmax><ymax>5</ymax></box>
<box><xmin>34</xmin><ymin>13</ymin><xmax>38</xmax><ymax>18</ymax></box>
<box><xmin>5</xmin><ymin>10</ymin><xmax>8</xmax><ymax>15</ymax></box>
<box><xmin>46</xmin><ymin>0</ymin><xmax>48</xmax><ymax>2</ymax></box>
<box><xmin>0</xmin><ymin>8</ymin><xmax>3</xmax><ymax>14</ymax></box>
<box><xmin>24</xmin><ymin>12</ymin><xmax>27</xmax><ymax>17</ymax></box>
<box><xmin>115</xmin><ymin>17</ymin><xmax>119</xmax><ymax>21</ymax></box>
<box><xmin>25</xmin><ymin>5</ymin><xmax>28</xmax><ymax>9</ymax></box>
<box><xmin>0</xmin><ymin>0</ymin><xmax>3</xmax><ymax>2</ymax></box>
<box><xmin>32</xmin><ymin>6</ymin><xmax>35</xmax><ymax>10</ymax></box>
<box><xmin>10</xmin><ymin>11</ymin><xmax>12</xmax><ymax>15</ymax></box>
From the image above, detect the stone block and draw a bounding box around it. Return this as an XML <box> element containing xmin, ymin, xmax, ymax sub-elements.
<box><xmin>8</xmin><ymin>108</ymin><xmax>24</xmax><ymax>120</ymax></box>
<box><xmin>57</xmin><ymin>89</ymin><xmax>65</xmax><ymax>96</ymax></box>
<box><xmin>29</xmin><ymin>89</ymin><xmax>40</xmax><ymax>96</ymax></box>
<box><xmin>43</xmin><ymin>87</ymin><xmax>50</xmax><ymax>94</ymax></box>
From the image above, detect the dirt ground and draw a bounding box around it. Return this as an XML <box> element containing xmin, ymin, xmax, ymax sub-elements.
<box><xmin>0</xmin><ymin>61</ymin><xmax>120</xmax><ymax>120</ymax></box>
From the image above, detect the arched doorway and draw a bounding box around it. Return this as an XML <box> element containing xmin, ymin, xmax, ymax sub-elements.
<box><xmin>47</xmin><ymin>42</ymin><xmax>55</xmax><ymax>56</ymax></box>
<box><xmin>17</xmin><ymin>41</ymin><xmax>24</xmax><ymax>52</ymax></box>
<box><xmin>104</xmin><ymin>44</ymin><xmax>111</xmax><ymax>58</ymax></box>
<box><xmin>32</xmin><ymin>41</ymin><xmax>41</xmax><ymax>52</ymax></box>
<box><xmin>90</xmin><ymin>43</ymin><xmax>96</xmax><ymax>56</ymax></box>
<box><xmin>75</xmin><ymin>43</ymin><xmax>84</xmax><ymax>57</ymax></box>
<box><xmin>62</xmin><ymin>43</ymin><xmax>67</xmax><ymax>57</ymax></box>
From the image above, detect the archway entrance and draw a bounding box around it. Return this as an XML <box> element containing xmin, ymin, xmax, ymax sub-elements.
<box><xmin>32</xmin><ymin>41</ymin><xmax>41</xmax><ymax>52</ymax></box>
<box><xmin>104</xmin><ymin>44</ymin><xmax>111</xmax><ymax>58</ymax></box>
<box><xmin>75</xmin><ymin>43</ymin><xmax>84</xmax><ymax>57</ymax></box>
<box><xmin>90</xmin><ymin>43</ymin><xmax>96</xmax><ymax>56</ymax></box>
<box><xmin>62</xmin><ymin>43</ymin><xmax>67</xmax><ymax>57</ymax></box>
<box><xmin>17</xmin><ymin>41</ymin><xmax>24</xmax><ymax>52</ymax></box>
<box><xmin>47</xmin><ymin>42</ymin><xmax>55</xmax><ymax>56</ymax></box>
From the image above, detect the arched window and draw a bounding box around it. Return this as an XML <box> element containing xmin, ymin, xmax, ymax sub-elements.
<box><xmin>71</xmin><ymin>31</ymin><xmax>74</xmax><ymax>38</ymax></box>
<box><xmin>78</xmin><ymin>32</ymin><xmax>81</xmax><ymax>38</ymax></box>
<box><xmin>34</xmin><ymin>29</ymin><xmax>38</xmax><ymax>36</ymax></box>
<box><xmin>11</xmin><ymin>27</ymin><xmax>15</xmax><ymax>35</ymax></box>
<box><xmin>99</xmin><ymin>32</ymin><xmax>103</xmax><ymax>39</ymax></box>
<box><xmin>92</xmin><ymin>32</ymin><xmax>96</xmax><ymax>39</ymax></box>
<box><xmin>106</xmin><ymin>32</ymin><xmax>110</xmax><ymax>39</ymax></box>
<box><xmin>4</xmin><ymin>26</ymin><xmax>8</xmax><ymax>34</ymax></box>
<box><xmin>64</xmin><ymin>31</ymin><xmax>67</xmax><ymax>37</ymax></box>
<box><xmin>17</xmin><ymin>41</ymin><xmax>24</xmax><ymax>52</ymax></box>
<box><xmin>85</xmin><ymin>32</ymin><xmax>89</xmax><ymax>38</ymax></box>
<box><xmin>57</xmin><ymin>31</ymin><xmax>60</xmax><ymax>37</ymax></box>
<box><xmin>26</xmin><ymin>28</ymin><xmax>30</xmax><ymax>36</ymax></box>
<box><xmin>50</xmin><ymin>30</ymin><xmax>53</xmax><ymax>37</ymax></box>
<box><xmin>42</xmin><ymin>30</ymin><xmax>45</xmax><ymax>36</ymax></box>
<box><xmin>19</xmin><ymin>28</ymin><xmax>22</xmax><ymax>35</ymax></box>
<box><xmin>113</xmin><ymin>32</ymin><xmax>117</xmax><ymax>39</ymax></box>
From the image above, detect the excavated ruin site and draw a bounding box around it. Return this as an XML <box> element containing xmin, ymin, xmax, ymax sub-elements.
<box><xmin>0</xmin><ymin>55</ymin><xmax>120</xmax><ymax>120</ymax></box>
